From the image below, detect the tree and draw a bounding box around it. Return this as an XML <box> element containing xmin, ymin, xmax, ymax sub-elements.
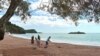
<box><xmin>0</xmin><ymin>0</ymin><xmax>30</xmax><ymax>40</ymax></box>
<box><xmin>39</xmin><ymin>0</ymin><xmax>100</xmax><ymax>25</ymax></box>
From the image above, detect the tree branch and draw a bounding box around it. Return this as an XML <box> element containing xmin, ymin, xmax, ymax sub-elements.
<box><xmin>0</xmin><ymin>0</ymin><xmax>22</xmax><ymax>23</ymax></box>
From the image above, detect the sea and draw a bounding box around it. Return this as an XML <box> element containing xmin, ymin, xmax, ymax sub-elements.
<box><xmin>12</xmin><ymin>33</ymin><xmax>100</xmax><ymax>47</ymax></box>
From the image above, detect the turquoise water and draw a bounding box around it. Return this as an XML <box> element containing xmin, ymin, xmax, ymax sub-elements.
<box><xmin>12</xmin><ymin>33</ymin><xmax>100</xmax><ymax>46</ymax></box>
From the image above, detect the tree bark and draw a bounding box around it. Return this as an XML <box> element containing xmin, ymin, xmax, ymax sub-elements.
<box><xmin>0</xmin><ymin>0</ymin><xmax>22</xmax><ymax>40</ymax></box>
<box><xmin>0</xmin><ymin>23</ymin><xmax>5</xmax><ymax>40</ymax></box>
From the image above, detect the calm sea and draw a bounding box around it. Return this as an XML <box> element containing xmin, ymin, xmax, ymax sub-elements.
<box><xmin>12</xmin><ymin>33</ymin><xmax>100</xmax><ymax>47</ymax></box>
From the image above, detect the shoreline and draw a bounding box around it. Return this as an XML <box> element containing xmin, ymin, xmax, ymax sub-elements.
<box><xmin>11</xmin><ymin>33</ymin><xmax>100</xmax><ymax>47</ymax></box>
<box><xmin>1</xmin><ymin>34</ymin><xmax>100</xmax><ymax>56</ymax></box>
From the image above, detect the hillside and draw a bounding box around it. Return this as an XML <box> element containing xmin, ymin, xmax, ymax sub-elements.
<box><xmin>6</xmin><ymin>22</ymin><xmax>37</xmax><ymax>34</ymax></box>
<box><xmin>25</xmin><ymin>29</ymin><xmax>37</xmax><ymax>33</ymax></box>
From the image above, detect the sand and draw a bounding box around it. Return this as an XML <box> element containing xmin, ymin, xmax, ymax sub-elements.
<box><xmin>0</xmin><ymin>34</ymin><xmax>100</xmax><ymax>56</ymax></box>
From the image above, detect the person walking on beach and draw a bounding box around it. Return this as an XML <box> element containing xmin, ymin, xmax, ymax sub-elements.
<box><xmin>35</xmin><ymin>35</ymin><xmax>41</xmax><ymax>47</ymax></box>
<box><xmin>31</xmin><ymin>36</ymin><xmax>34</xmax><ymax>44</ymax></box>
<box><xmin>37</xmin><ymin>35</ymin><xmax>41</xmax><ymax>47</ymax></box>
<box><xmin>44</xmin><ymin>36</ymin><xmax>51</xmax><ymax>48</ymax></box>
<box><xmin>35</xmin><ymin>37</ymin><xmax>39</xmax><ymax>47</ymax></box>
<box><xmin>38</xmin><ymin>35</ymin><xmax>40</xmax><ymax>40</ymax></box>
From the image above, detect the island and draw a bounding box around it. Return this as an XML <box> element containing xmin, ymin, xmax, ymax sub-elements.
<box><xmin>68</xmin><ymin>31</ymin><xmax>85</xmax><ymax>34</ymax></box>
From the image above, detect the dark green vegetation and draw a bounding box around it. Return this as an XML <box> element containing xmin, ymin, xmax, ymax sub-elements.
<box><xmin>6</xmin><ymin>22</ymin><xmax>37</xmax><ymax>34</ymax></box>
<box><xmin>25</xmin><ymin>29</ymin><xmax>37</xmax><ymax>33</ymax></box>
<box><xmin>6</xmin><ymin>22</ymin><xmax>25</xmax><ymax>34</ymax></box>
<box><xmin>68</xmin><ymin>31</ymin><xmax>85</xmax><ymax>34</ymax></box>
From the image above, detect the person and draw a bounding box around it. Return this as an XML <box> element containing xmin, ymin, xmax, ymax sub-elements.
<box><xmin>37</xmin><ymin>35</ymin><xmax>41</xmax><ymax>47</ymax></box>
<box><xmin>31</xmin><ymin>36</ymin><xmax>34</xmax><ymax>44</ymax></box>
<box><xmin>35</xmin><ymin>37</ymin><xmax>38</xmax><ymax>47</ymax></box>
<box><xmin>44</xmin><ymin>36</ymin><xmax>51</xmax><ymax>48</ymax></box>
<box><xmin>35</xmin><ymin>37</ymin><xmax>40</xmax><ymax>47</ymax></box>
<box><xmin>38</xmin><ymin>35</ymin><xmax>40</xmax><ymax>40</ymax></box>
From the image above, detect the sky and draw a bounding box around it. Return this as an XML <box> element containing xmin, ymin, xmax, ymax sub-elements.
<box><xmin>1</xmin><ymin>0</ymin><xmax>100</xmax><ymax>33</ymax></box>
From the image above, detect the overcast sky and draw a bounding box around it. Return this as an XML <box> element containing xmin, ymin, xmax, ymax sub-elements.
<box><xmin>1</xmin><ymin>0</ymin><xmax>100</xmax><ymax>33</ymax></box>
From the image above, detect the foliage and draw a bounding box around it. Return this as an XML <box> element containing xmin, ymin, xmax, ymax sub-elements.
<box><xmin>39</xmin><ymin>0</ymin><xmax>100</xmax><ymax>24</ymax></box>
<box><xmin>0</xmin><ymin>0</ymin><xmax>31</xmax><ymax>20</ymax></box>
<box><xmin>6</xmin><ymin>22</ymin><xmax>25</xmax><ymax>34</ymax></box>
<box><xmin>25</xmin><ymin>29</ymin><xmax>37</xmax><ymax>33</ymax></box>
<box><xmin>15</xmin><ymin>1</ymin><xmax>31</xmax><ymax>20</ymax></box>
<box><xmin>6</xmin><ymin>22</ymin><xmax>37</xmax><ymax>33</ymax></box>
<box><xmin>0</xmin><ymin>0</ymin><xmax>31</xmax><ymax>40</ymax></box>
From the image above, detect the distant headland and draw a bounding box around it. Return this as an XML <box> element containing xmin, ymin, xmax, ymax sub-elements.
<box><xmin>68</xmin><ymin>31</ymin><xmax>85</xmax><ymax>34</ymax></box>
<box><xmin>5</xmin><ymin>22</ymin><xmax>37</xmax><ymax>34</ymax></box>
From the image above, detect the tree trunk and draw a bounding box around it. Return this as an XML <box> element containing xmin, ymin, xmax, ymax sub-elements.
<box><xmin>0</xmin><ymin>29</ymin><xmax>4</xmax><ymax>40</ymax></box>
<box><xmin>0</xmin><ymin>0</ymin><xmax>22</xmax><ymax>40</ymax></box>
<box><xmin>0</xmin><ymin>22</ymin><xmax>5</xmax><ymax>40</ymax></box>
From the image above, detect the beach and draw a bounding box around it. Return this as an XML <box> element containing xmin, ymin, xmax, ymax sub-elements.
<box><xmin>0</xmin><ymin>34</ymin><xmax>100</xmax><ymax>56</ymax></box>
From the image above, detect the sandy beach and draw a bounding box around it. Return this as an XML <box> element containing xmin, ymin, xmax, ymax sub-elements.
<box><xmin>0</xmin><ymin>34</ymin><xmax>100</xmax><ymax>56</ymax></box>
